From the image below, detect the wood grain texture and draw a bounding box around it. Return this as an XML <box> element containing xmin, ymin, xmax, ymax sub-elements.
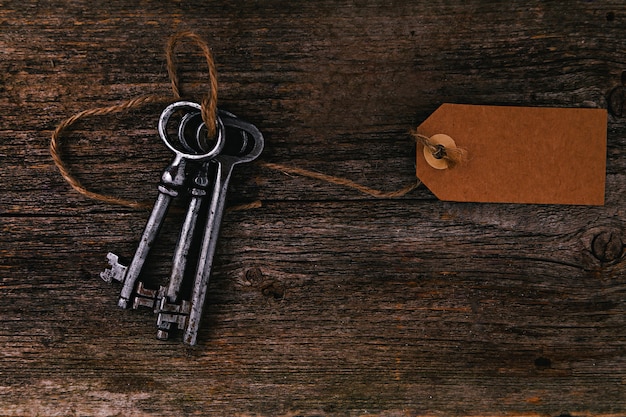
<box><xmin>1</xmin><ymin>1</ymin><xmax>625</xmax><ymax>416</ymax></box>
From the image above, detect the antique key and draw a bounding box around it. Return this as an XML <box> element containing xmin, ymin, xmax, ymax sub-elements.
<box><xmin>155</xmin><ymin>110</ymin><xmax>261</xmax><ymax>341</ymax></box>
<box><xmin>101</xmin><ymin>101</ymin><xmax>225</xmax><ymax>309</ymax></box>
<box><xmin>183</xmin><ymin>111</ymin><xmax>265</xmax><ymax>345</ymax></box>
<box><xmin>160</xmin><ymin>112</ymin><xmax>209</xmax><ymax>304</ymax></box>
<box><xmin>153</xmin><ymin>113</ymin><xmax>213</xmax><ymax>339</ymax></box>
<box><xmin>100</xmin><ymin>102</ymin><xmax>264</xmax><ymax>345</ymax></box>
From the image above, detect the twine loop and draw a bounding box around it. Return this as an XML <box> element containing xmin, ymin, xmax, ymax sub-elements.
<box><xmin>166</xmin><ymin>31</ymin><xmax>219</xmax><ymax>139</ymax></box>
<box><xmin>50</xmin><ymin>32</ymin><xmax>422</xmax><ymax>210</ymax></box>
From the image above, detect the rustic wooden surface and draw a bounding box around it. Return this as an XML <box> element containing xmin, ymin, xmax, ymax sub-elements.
<box><xmin>1</xmin><ymin>1</ymin><xmax>625</xmax><ymax>416</ymax></box>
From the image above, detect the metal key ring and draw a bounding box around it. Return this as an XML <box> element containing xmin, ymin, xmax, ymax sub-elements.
<box><xmin>195</xmin><ymin>109</ymin><xmax>250</xmax><ymax>157</ymax></box>
<box><xmin>178</xmin><ymin>111</ymin><xmax>208</xmax><ymax>154</ymax></box>
<box><xmin>158</xmin><ymin>101</ymin><xmax>225</xmax><ymax>160</ymax></box>
<box><xmin>212</xmin><ymin>110</ymin><xmax>263</xmax><ymax>162</ymax></box>
<box><xmin>177</xmin><ymin>111</ymin><xmax>203</xmax><ymax>154</ymax></box>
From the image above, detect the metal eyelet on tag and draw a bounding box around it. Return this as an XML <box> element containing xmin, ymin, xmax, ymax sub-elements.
<box><xmin>423</xmin><ymin>134</ymin><xmax>457</xmax><ymax>170</ymax></box>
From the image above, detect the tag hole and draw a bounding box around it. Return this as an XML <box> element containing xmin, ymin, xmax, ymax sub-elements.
<box><xmin>433</xmin><ymin>144</ymin><xmax>447</xmax><ymax>159</ymax></box>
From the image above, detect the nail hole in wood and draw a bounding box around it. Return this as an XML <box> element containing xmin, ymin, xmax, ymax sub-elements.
<box><xmin>534</xmin><ymin>357</ymin><xmax>552</xmax><ymax>369</ymax></box>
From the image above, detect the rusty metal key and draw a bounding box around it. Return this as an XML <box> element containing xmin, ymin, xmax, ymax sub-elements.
<box><xmin>183</xmin><ymin>111</ymin><xmax>264</xmax><ymax>345</ymax></box>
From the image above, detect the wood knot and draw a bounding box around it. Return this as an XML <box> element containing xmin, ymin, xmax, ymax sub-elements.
<box><xmin>607</xmin><ymin>70</ymin><xmax>626</xmax><ymax>117</ymax></box>
<box><xmin>245</xmin><ymin>267</ymin><xmax>264</xmax><ymax>284</ymax></box>
<box><xmin>240</xmin><ymin>267</ymin><xmax>285</xmax><ymax>300</ymax></box>
<box><xmin>608</xmin><ymin>86</ymin><xmax>626</xmax><ymax>117</ymax></box>
<box><xmin>260</xmin><ymin>281</ymin><xmax>285</xmax><ymax>300</ymax></box>
<box><xmin>591</xmin><ymin>230</ymin><xmax>624</xmax><ymax>263</ymax></box>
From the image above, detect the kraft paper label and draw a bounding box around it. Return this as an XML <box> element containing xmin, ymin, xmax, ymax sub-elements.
<box><xmin>416</xmin><ymin>104</ymin><xmax>607</xmax><ymax>205</ymax></box>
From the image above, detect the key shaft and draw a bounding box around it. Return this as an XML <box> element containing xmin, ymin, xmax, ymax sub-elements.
<box><xmin>184</xmin><ymin>161</ymin><xmax>232</xmax><ymax>345</ymax></box>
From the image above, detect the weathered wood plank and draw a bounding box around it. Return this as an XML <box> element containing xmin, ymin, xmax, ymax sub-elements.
<box><xmin>0</xmin><ymin>0</ymin><xmax>624</xmax><ymax>416</ymax></box>
<box><xmin>1</xmin><ymin>201</ymin><xmax>624</xmax><ymax>415</ymax></box>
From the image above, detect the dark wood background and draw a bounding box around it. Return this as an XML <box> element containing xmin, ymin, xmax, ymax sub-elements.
<box><xmin>1</xmin><ymin>1</ymin><xmax>624</xmax><ymax>416</ymax></box>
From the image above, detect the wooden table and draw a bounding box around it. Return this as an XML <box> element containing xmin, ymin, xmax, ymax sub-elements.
<box><xmin>1</xmin><ymin>1</ymin><xmax>624</xmax><ymax>415</ymax></box>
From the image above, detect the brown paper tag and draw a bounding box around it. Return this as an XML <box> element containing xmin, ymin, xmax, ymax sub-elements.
<box><xmin>416</xmin><ymin>104</ymin><xmax>607</xmax><ymax>205</ymax></box>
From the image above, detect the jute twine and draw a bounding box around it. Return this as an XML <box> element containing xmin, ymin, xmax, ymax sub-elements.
<box><xmin>50</xmin><ymin>31</ymin><xmax>463</xmax><ymax>210</ymax></box>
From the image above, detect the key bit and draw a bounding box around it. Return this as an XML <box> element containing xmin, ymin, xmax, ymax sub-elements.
<box><xmin>132</xmin><ymin>281</ymin><xmax>161</xmax><ymax>310</ymax></box>
<box><xmin>156</xmin><ymin>297</ymin><xmax>191</xmax><ymax>340</ymax></box>
<box><xmin>100</xmin><ymin>252</ymin><xmax>127</xmax><ymax>284</ymax></box>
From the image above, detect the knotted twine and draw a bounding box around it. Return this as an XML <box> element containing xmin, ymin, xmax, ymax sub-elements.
<box><xmin>50</xmin><ymin>31</ymin><xmax>464</xmax><ymax>210</ymax></box>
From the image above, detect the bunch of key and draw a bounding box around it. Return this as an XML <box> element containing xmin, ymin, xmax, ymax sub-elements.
<box><xmin>100</xmin><ymin>101</ymin><xmax>264</xmax><ymax>345</ymax></box>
